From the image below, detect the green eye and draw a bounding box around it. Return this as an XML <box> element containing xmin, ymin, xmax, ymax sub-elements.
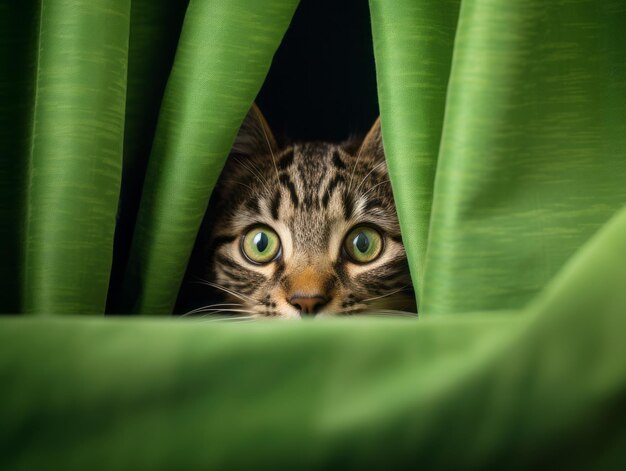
<box><xmin>241</xmin><ymin>226</ymin><xmax>281</xmax><ymax>264</ymax></box>
<box><xmin>344</xmin><ymin>226</ymin><xmax>383</xmax><ymax>263</ymax></box>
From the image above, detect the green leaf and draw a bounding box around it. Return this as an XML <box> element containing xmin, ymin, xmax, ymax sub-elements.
<box><xmin>23</xmin><ymin>0</ymin><xmax>131</xmax><ymax>314</ymax></box>
<box><xmin>369</xmin><ymin>0</ymin><xmax>461</xmax><ymax>304</ymax></box>
<box><xmin>121</xmin><ymin>0</ymin><xmax>300</xmax><ymax>314</ymax></box>
<box><xmin>423</xmin><ymin>0</ymin><xmax>626</xmax><ymax>314</ymax></box>
<box><xmin>107</xmin><ymin>0</ymin><xmax>189</xmax><ymax>312</ymax></box>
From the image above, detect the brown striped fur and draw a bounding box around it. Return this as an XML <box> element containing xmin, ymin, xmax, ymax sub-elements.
<box><xmin>181</xmin><ymin>105</ymin><xmax>415</xmax><ymax>319</ymax></box>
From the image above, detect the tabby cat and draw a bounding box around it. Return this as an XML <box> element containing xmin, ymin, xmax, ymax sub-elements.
<box><xmin>179</xmin><ymin>105</ymin><xmax>415</xmax><ymax>319</ymax></box>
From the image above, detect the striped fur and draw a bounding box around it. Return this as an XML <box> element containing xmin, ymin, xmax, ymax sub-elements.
<box><xmin>182</xmin><ymin>105</ymin><xmax>416</xmax><ymax>319</ymax></box>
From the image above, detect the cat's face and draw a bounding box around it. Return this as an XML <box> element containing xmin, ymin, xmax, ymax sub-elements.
<box><xmin>191</xmin><ymin>106</ymin><xmax>415</xmax><ymax>319</ymax></box>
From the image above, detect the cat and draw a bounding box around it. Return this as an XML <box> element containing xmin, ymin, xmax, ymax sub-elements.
<box><xmin>178</xmin><ymin>105</ymin><xmax>416</xmax><ymax>319</ymax></box>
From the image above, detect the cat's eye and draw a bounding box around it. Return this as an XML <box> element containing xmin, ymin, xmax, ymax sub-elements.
<box><xmin>241</xmin><ymin>226</ymin><xmax>281</xmax><ymax>264</ymax></box>
<box><xmin>343</xmin><ymin>226</ymin><xmax>383</xmax><ymax>264</ymax></box>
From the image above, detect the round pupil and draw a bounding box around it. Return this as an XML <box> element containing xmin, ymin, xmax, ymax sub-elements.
<box><xmin>253</xmin><ymin>232</ymin><xmax>269</xmax><ymax>253</ymax></box>
<box><xmin>354</xmin><ymin>232</ymin><xmax>370</xmax><ymax>253</ymax></box>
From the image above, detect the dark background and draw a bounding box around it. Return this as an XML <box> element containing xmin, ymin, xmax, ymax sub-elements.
<box><xmin>257</xmin><ymin>0</ymin><xmax>379</xmax><ymax>143</ymax></box>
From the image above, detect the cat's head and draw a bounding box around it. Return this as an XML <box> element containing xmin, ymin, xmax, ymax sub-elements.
<box><xmin>189</xmin><ymin>105</ymin><xmax>415</xmax><ymax>319</ymax></box>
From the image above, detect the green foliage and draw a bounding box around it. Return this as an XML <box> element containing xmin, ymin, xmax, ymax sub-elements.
<box><xmin>1</xmin><ymin>1</ymin><xmax>626</xmax><ymax>465</ymax></box>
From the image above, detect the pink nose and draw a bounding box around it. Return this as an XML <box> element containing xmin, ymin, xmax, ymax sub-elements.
<box><xmin>288</xmin><ymin>295</ymin><xmax>327</xmax><ymax>316</ymax></box>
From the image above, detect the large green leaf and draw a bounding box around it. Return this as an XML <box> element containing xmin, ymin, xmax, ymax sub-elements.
<box><xmin>107</xmin><ymin>0</ymin><xmax>189</xmax><ymax>312</ymax></box>
<box><xmin>23</xmin><ymin>0</ymin><xmax>131</xmax><ymax>314</ymax></box>
<box><xmin>369</xmin><ymin>0</ymin><xmax>461</xmax><ymax>304</ymax></box>
<box><xmin>421</xmin><ymin>0</ymin><xmax>626</xmax><ymax>314</ymax></box>
<box><xmin>121</xmin><ymin>0</ymin><xmax>300</xmax><ymax>314</ymax></box>
<box><xmin>2</xmin><ymin>206</ymin><xmax>626</xmax><ymax>468</ymax></box>
<box><xmin>1</xmin><ymin>1</ymin><xmax>626</xmax><ymax>467</ymax></box>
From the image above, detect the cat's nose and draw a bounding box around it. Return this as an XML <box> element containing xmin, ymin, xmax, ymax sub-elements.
<box><xmin>288</xmin><ymin>295</ymin><xmax>327</xmax><ymax>316</ymax></box>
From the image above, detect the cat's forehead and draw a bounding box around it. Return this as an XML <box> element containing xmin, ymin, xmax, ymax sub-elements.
<box><xmin>280</xmin><ymin>142</ymin><xmax>380</xmax><ymax>183</ymax></box>
<box><xmin>216</xmin><ymin>140</ymin><xmax>398</xmax><ymax>240</ymax></box>
<box><xmin>269</xmin><ymin>144</ymin><xmax>353</xmax><ymax>233</ymax></box>
<box><xmin>290</xmin><ymin>142</ymin><xmax>345</xmax><ymax>165</ymax></box>
<box><xmin>278</xmin><ymin>143</ymin><xmax>393</xmax><ymax>218</ymax></box>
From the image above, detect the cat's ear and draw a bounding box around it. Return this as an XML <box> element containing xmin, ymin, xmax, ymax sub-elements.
<box><xmin>358</xmin><ymin>117</ymin><xmax>385</xmax><ymax>161</ymax></box>
<box><xmin>231</xmin><ymin>103</ymin><xmax>276</xmax><ymax>156</ymax></box>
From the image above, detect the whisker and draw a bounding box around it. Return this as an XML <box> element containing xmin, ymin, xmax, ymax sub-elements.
<box><xmin>232</xmin><ymin>156</ymin><xmax>271</xmax><ymax>195</ymax></box>
<box><xmin>360</xmin><ymin>179</ymin><xmax>391</xmax><ymax>199</ymax></box>
<box><xmin>348</xmin><ymin>139</ymin><xmax>366</xmax><ymax>193</ymax></box>
<box><xmin>194</xmin><ymin>279</ymin><xmax>260</xmax><ymax>305</ymax></box>
<box><xmin>217</xmin><ymin>180</ymin><xmax>257</xmax><ymax>193</ymax></box>
<box><xmin>253</xmin><ymin>106</ymin><xmax>280</xmax><ymax>181</ymax></box>
<box><xmin>360</xmin><ymin>285</ymin><xmax>410</xmax><ymax>303</ymax></box>
<box><xmin>353</xmin><ymin>309</ymin><xmax>417</xmax><ymax>318</ymax></box>
<box><xmin>182</xmin><ymin>303</ymin><xmax>245</xmax><ymax>317</ymax></box>
<box><xmin>353</xmin><ymin>160</ymin><xmax>387</xmax><ymax>194</ymax></box>
<box><xmin>199</xmin><ymin>315</ymin><xmax>257</xmax><ymax>323</ymax></box>
<box><xmin>244</xmin><ymin>158</ymin><xmax>273</xmax><ymax>189</ymax></box>
<box><xmin>235</xmin><ymin>160</ymin><xmax>270</xmax><ymax>194</ymax></box>
<box><xmin>197</xmin><ymin>308</ymin><xmax>256</xmax><ymax>316</ymax></box>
